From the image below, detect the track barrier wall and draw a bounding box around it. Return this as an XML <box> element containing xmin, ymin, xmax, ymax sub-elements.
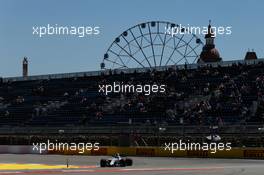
<box><xmin>48</xmin><ymin>146</ymin><xmax>264</xmax><ymax>159</ymax></box>
<box><xmin>0</xmin><ymin>146</ymin><xmax>263</xmax><ymax>159</ymax></box>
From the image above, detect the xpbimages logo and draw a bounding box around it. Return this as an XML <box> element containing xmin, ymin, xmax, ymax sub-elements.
<box><xmin>164</xmin><ymin>140</ymin><xmax>232</xmax><ymax>154</ymax></box>
<box><xmin>32</xmin><ymin>140</ymin><xmax>100</xmax><ymax>154</ymax></box>
<box><xmin>165</xmin><ymin>23</ymin><xmax>232</xmax><ymax>37</ymax></box>
<box><xmin>32</xmin><ymin>24</ymin><xmax>100</xmax><ymax>37</ymax></box>
<box><xmin>98</xmin><ymin>82</ymin><xmax>166</xmax><ymax>95</ymax></box>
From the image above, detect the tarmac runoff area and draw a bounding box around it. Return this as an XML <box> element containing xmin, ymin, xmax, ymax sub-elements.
<box><xmin>0</xmin><ymin>154</ymin><xmax>264</xmax><ymax>175</ymax></box>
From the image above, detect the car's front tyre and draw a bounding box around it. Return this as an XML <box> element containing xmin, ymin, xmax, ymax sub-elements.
<box><xmin>100</xmin><ymin>159</ymin><xmax>107</xmax><ymax>167</ymax></box>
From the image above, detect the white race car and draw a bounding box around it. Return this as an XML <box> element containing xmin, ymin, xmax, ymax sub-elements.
<box><xmin>100</xmin><ymin>153</ymin><xmax>133</xmax><ymax>167</ymax></box>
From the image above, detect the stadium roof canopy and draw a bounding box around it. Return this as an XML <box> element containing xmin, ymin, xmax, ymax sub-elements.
<box><xmin>2</xmin><ymin>58</ymin><xmax>264</xmax><ymax>82</ymax></box>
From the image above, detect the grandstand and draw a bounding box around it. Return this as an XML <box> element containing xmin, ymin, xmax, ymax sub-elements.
<box><xmin>0</xmin><ymin>21</ymin><xmax>264</xmax><ymax>149</ymax></box>
<box><xmin>0</xmin><ymin>58</ymin><xmax>264</xmax><ymax>147</ymax></box>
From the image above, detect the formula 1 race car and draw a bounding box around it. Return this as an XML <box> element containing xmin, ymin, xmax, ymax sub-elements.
<box><xmin>100</xmin><ymin>153</ymin><xmax>133</xmax><ymax>167</ymax></box>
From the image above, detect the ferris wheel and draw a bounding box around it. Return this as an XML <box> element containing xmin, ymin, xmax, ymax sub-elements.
<box><xmin>101</xmin><ymin>21</ymin><xmax>203</xmax><ymax>70</ymax></box>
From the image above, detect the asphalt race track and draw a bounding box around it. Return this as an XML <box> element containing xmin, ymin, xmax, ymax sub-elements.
<box><xmin>0</xmin><ymin>154</ymin><xmax>264</xmax><ymax>175</ymax></box>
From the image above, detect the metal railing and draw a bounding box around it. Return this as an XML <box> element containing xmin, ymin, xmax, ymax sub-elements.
<box><xmin>0</xmin><ymin>124</ymin><xmax>263</xmax><ymax>135</ymax></box>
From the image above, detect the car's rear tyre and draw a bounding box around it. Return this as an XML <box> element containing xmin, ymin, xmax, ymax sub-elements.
<box><xmin>100</xmin><ymin>159</ymin><xmax>107</xmax><ymax>167</ymax></box>
<box><xmin>120</xmin><ymin>159</ymin><xmax>126</xmax><ymax>167</ymax></box>
<box><xmin>125</xmin><ymin>158</ymin><xmax>133</xmax><ymax>166</ymax></box>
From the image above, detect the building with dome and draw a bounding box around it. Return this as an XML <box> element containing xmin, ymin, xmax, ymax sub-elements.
<box><xmin>198</xmin><ymin>21</ymin><xmax>222</xmax><ymax>63</ymax></box>
<box><xmin>244</xmin><ymin>49</ymin><xmax>258</xmax><ymax>60</ymax></box>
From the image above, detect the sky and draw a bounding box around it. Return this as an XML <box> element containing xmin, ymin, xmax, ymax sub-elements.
<box><xmin>0</xmin><ymin>0</ymin><xmax>263</xmax><ymax>77</ymax></box>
